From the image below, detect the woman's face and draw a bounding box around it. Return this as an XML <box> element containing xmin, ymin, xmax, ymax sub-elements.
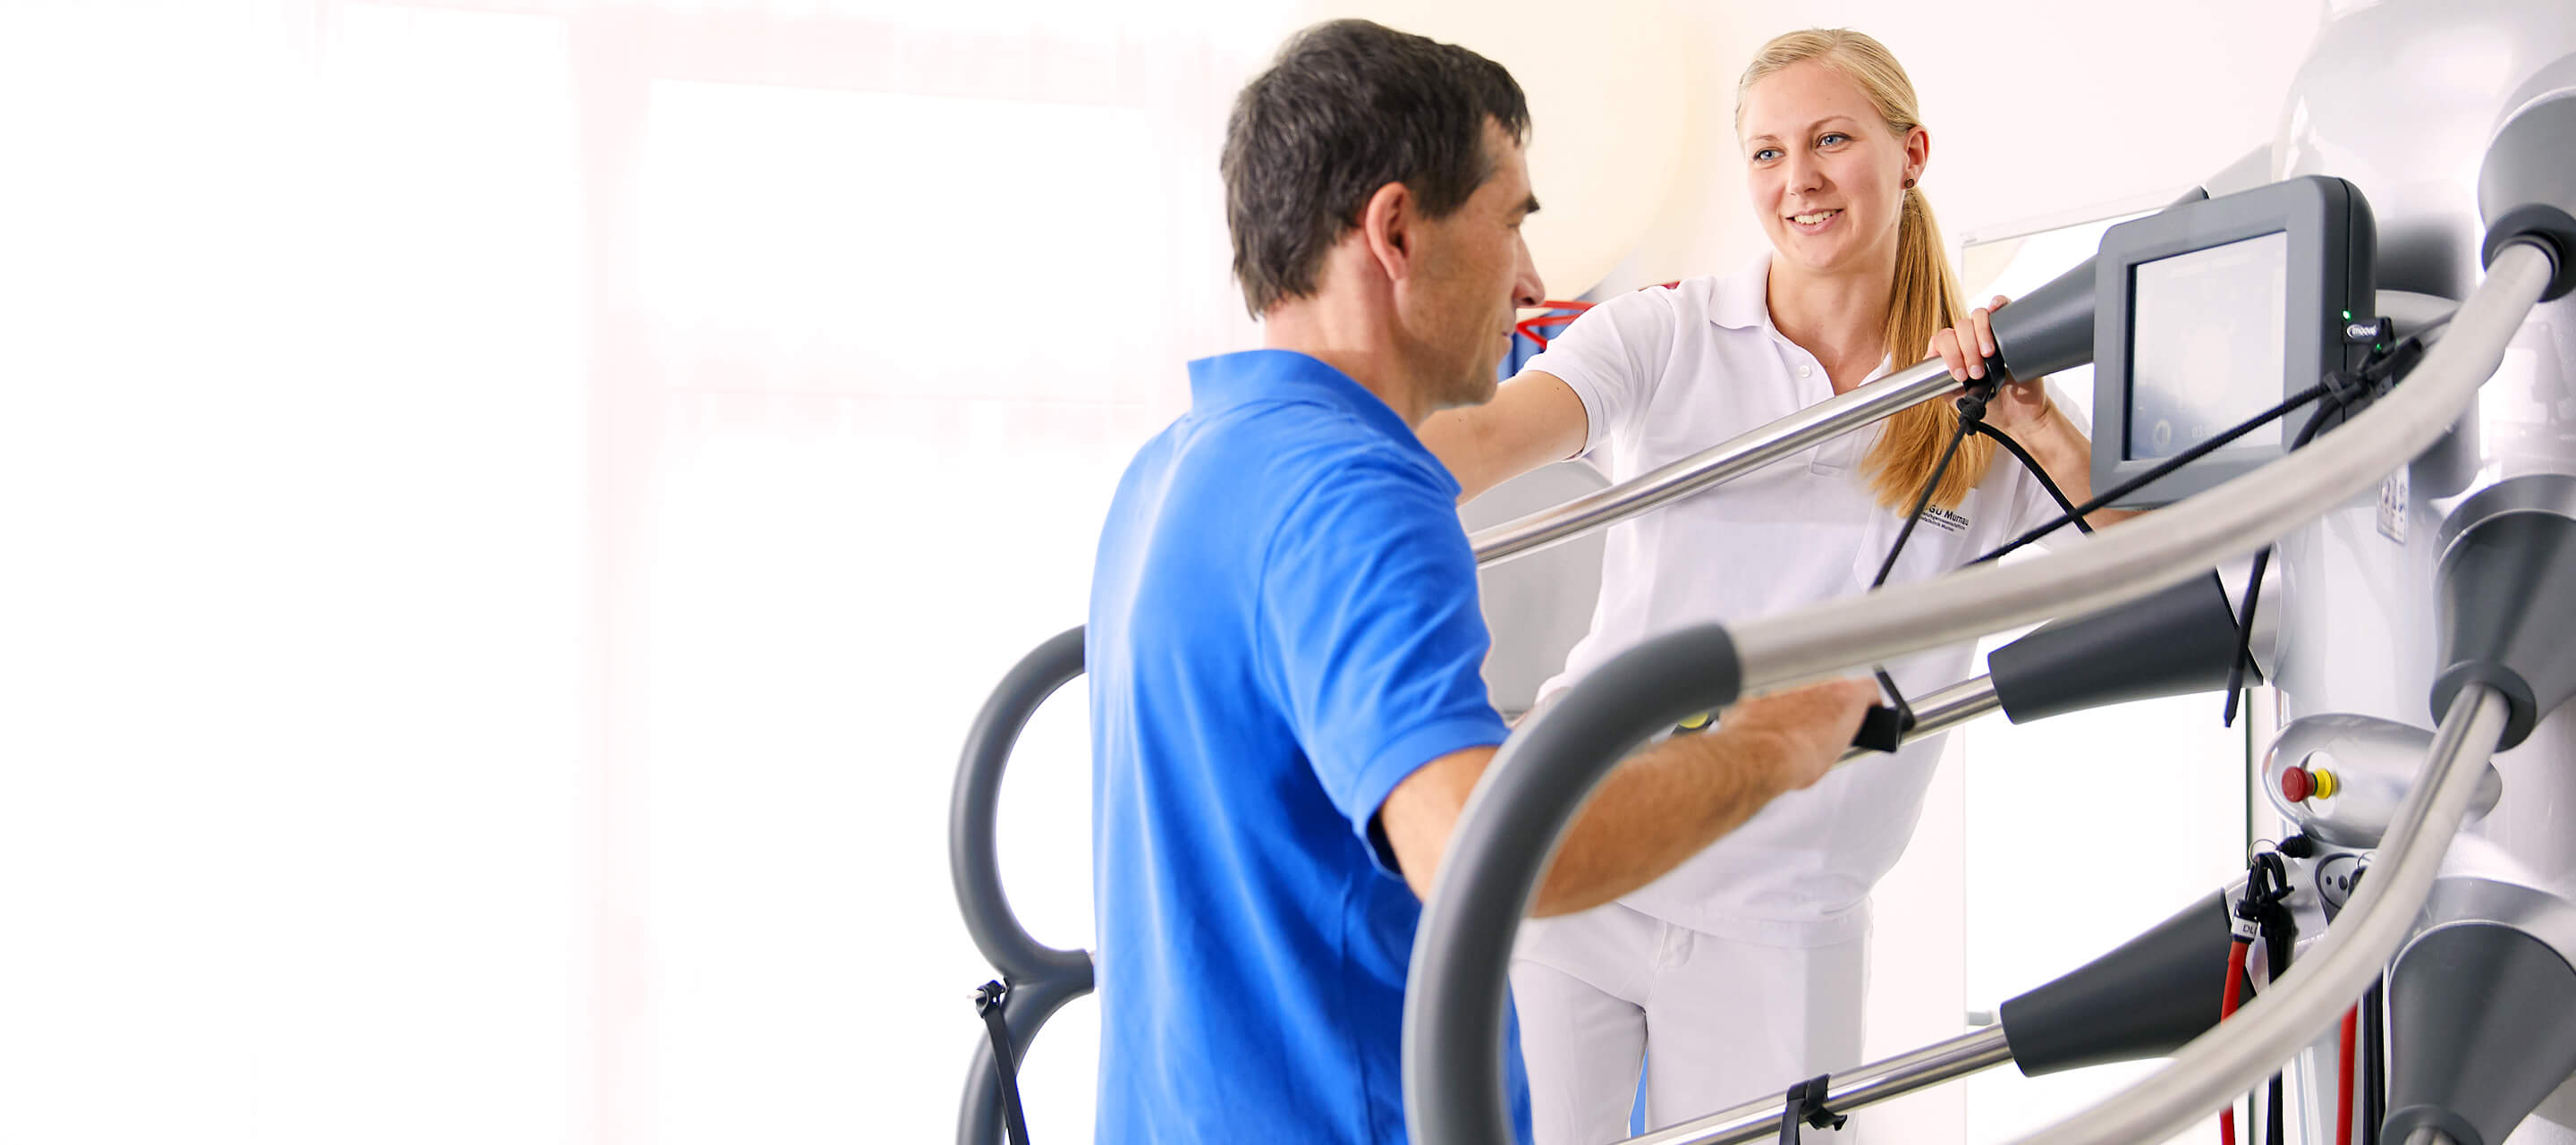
<box><xmin>1740</xmin><ymin>59</ymin><xmax>1927</xmax><ymax>279</ymax></box>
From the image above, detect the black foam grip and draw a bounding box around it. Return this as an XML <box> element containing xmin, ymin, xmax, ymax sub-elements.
<box><xmin>1988</xmin><ymin>572</ymin><xmax>2244</xmax><ymax>725</ymax></box>
<box><xmin>2431</xmin><ymin>510</ymin><xmax>2576</xmax><ymax>750</ymax></box>
<box><xmin>2382</xmin><ymin>924</ymin><xmax>2576</xmax><ymax>1145</ymax></box>
<box><xmin>2482</xmin><ymin>204</ymin><xmax>2576</xmax><ymax>303</ymax></box>
<box><xmin>1986</xmin><ymin>259</ymin><xmax>2097</xmax><ymax>382</ymax></box>
<box><xmin>2000</xmin><ymin>891</ymin><xmax>2233</xmax><ymax>1076</ymax></box>
<box><xmin>1987</xmin><ymin>184</ymin><xmax>2210</xmax><ymax>380</ymax></box>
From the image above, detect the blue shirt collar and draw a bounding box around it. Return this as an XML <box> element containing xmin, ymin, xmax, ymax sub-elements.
<box><xmin>1186</xmin><ymin>349</ymin><xmax>1458</xmax><ymax>493</ymax></box>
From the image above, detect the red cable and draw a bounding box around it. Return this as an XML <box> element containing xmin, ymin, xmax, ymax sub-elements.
<box><xmin>2219</xmin><ymin>937</ymin><xmax>2251</xmax><ymax>1145</ymax></box>
<box><xmin>2338</xmin><ymin>1005</ymin><xmax>2360</xmax><ymax>1145</ymax></box>
<box><xmin>1512</xmin><ymin>283</ymin><xmax>1683</xmax><ymax>349</ymax></box>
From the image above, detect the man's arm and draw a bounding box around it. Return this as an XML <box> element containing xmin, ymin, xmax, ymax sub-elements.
<box><xmin>1376</xmin><ymin>677</ymin><xmax>1877</xmax><ymax>917</ymax></box>
<box><xmin>1414</xmin><ymin>370</ymin><xmax>1589</xmax><ymax>505</ymax></box>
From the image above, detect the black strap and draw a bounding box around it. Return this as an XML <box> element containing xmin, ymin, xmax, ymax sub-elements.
<box><xmin>975</xmin><ymin>980</ymin><xmax>1033</xmax><ymax>1145</ymax></box>
<box><xmin>1781</xmin><ymin>1073</ymin><xmax>1848</xmax><ymax>1141</ymax></box>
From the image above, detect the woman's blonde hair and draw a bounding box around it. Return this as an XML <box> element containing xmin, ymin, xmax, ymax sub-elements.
<box><xmin>1738</xmin><ymin>28</ymin><xmax>1991</xmax><ymax>511</ymax></box>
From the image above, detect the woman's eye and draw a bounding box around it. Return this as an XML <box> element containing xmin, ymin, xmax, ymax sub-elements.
<box><xmin>1819</xmin><ymin>132</ymin><xmax>1850</xmax><ymax>147</ymax></box>
<box><xmin>1754</xmin><ymin>148</ymin><xmax>1781</xmax><ymax>161</ymax></box>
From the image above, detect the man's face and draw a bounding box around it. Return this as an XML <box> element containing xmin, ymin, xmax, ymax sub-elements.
<box><xmin>1403</xmin><ymin>120</ymin><xmax>1545</xmax><ymax>411</ymax></box>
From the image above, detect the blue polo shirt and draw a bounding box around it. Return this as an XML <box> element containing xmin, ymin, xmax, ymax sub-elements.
<box><xmin>1089</xmin><ymin>350</ymin><xmax>1528</xmax><ymax>1143</ymax></box>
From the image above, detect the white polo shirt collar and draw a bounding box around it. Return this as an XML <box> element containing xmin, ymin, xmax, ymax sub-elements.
<box><xmin>1706</xmin><ymin>250</ymin><xmax>1775</xmax><ymax>332</ymax></box>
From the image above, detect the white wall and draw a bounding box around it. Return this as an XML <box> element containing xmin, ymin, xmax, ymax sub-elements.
<box><xmin>0</xmin><ymin>3</ymin><xmax>2339</xmax><ymax>1142</ymax></box>
<box><xmin>1597</xmin><ymin>2</ymin><xmax>2330</xmax><ymax>296</ymax></box>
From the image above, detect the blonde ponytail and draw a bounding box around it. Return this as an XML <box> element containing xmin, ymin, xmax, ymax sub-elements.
<box><xmin>1867</xmin><ymin>183</ymin><xmax>1991</xmax><ymax>511</ymax></box>
<box><xmin>1740</xmin><ymin>29</ymin><xmax>1993</xmax><ymax>511</ymax></box>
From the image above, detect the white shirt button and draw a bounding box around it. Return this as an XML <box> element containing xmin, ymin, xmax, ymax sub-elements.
<box><xmin>1800</xmin><ymin>365</ymin><xmax>1813</xmax><ymax>378</ymax></box>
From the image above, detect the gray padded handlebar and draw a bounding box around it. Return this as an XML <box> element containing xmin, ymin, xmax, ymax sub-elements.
<box><xmin>1401</xmin><ymin>622</ymin><xmax>1743</xmax><ymax>1144</ymax></box>
<box><xmin>950</xmin><ymin>626</ymin><xmax>1092</xmax><ymax>1145</ymax></box>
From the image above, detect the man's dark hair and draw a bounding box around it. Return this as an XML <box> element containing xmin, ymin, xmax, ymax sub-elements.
<box><xmin>1220</xmin><ymin>20</ymin><xmax>1530</xmax><ymax>318</ymax></box>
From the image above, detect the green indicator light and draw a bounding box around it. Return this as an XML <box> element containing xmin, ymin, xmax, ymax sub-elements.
<box><xmin>2342</xmin><ymin>310</ymin><xmax>2353</xmax><ymax>319</ymax></box>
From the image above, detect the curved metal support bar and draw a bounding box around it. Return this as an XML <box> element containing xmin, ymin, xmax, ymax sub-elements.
<box><xmin>1469</xmin><ymin>359</ymin><xmax>1962</xmax><ymax>567</ymax></box>
<box><xmin>1833</xmin><ymin>674</ymin><xmax>1998</xmax><ymax>767</ymax></box>
<box><xmin>948</xmin><ymin>626</ymin><xmax>1094</xmax><ymax>1145</ymax></box>
<box><xmin>1617</xmin><ymin>1026</ymin><xmax>2013</xmax><ymax>1145</ymax></box>
<box><xmin>1402</xmin><ymin>243</ymin><xmax>2555</xmax><ymax>1145</ymax></box>
<box><xmin>2008</xmin><ymin>685</ymin><xmax>2513</xmax><ymax>1145</ymax></box>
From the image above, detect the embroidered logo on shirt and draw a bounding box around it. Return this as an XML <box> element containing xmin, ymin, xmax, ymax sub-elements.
<box><xmin>1917</xmin><ymin>505</ymin><xmax>1970</xmax><ymax>534</ymax></box>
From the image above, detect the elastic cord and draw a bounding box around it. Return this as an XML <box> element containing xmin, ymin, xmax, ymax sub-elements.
<box><xmin>1857</xmin><ymin>394</ymin><xmax>1987</xmax><ymax>741</ymax></box>
<box><xmin>2221</xmin><ymin>545</ymin><xmax>2274</xmax><ymax>729</ymax></box>
<box><xmin>1871</xmin><ymin>397</ymin><xmax>1984</xmax><ymax>590</ymax></box>
<box><xmin>1972</xmin><ymin>381</ymin><xmax>2334</xmax><ymax>565</ymax></box>
<box><xmin>2338</xmin><ymin>1005</ymin><xmax>2359</xmax><ymax>1145</ymax></box>
<box><xmin>2221</xmin><ymin>382</ymin><xmax>2363</xmax><ymax>725</ymax></box>
<box><xmin>1967</xmin><ymin>419</ymin><xmax>2095</xmax><ymax>535</ymax></box>
<box><xmin>2219</xmin><ymin>937</ymin><xmax>2252</xmax><ymax>1145</ymax></box>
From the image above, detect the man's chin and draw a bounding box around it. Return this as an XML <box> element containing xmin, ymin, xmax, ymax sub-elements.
<box><xmin>1452</xmin><ymin>372</ymin><xmax>1502</xmax><ymax>411</ymax></box>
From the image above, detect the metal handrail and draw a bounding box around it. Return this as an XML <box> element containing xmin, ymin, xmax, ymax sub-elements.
<box><xmin>1834</xmin><ymin>674</ymin><xmax>2000</xmax><ymax>767</ymax></box>
<box><xmin>1470</xmin><ymin>358</ymin><xmax>1962</xmax><ymax>567</ymax></box>
<box><xmin>1621</xmin><ymin>1026</ymin><xmax>2014</xmax><ymax>1145</ymax></box>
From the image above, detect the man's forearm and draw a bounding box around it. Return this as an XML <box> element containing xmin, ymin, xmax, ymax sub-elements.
<box><xmin>1529</xmin><ymin>727</ymin><xmax>1792</xmax><ymax>917</ymax></box>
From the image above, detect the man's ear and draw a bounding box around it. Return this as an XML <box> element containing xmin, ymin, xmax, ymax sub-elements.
<box><xmin>1357</xmin><ymin>181</ymin><xmax>1414</xmax><ymax>283</ymax></box>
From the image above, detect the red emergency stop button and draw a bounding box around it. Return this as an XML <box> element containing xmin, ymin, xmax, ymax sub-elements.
<box><xmin>2283</xmin><ymin>767</ymin><xmax>2313</xmax><ymax>803</ymax></box>
<box><xmin>2282</xmin><ymin>766</ymin><xmax>2339</xmax><ymax>802</ymax></box>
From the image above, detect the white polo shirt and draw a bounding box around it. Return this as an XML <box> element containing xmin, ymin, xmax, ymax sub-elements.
<box><xmin>1528</xmin><ymin>254</ymin><xmax>2078</xmax><ymax>946</ymax></box>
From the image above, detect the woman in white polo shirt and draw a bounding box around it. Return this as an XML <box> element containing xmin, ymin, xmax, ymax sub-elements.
<box><xmin>1418</xmin><ymin>28</ymin><xmax>2123</xmax><ymax>1143</ymax></box>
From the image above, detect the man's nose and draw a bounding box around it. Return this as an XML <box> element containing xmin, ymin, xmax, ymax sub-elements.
<box><xmin>1513</xmin><ymin>235</ymin><xmax>1544</xmax><ymax>310</ymax></box>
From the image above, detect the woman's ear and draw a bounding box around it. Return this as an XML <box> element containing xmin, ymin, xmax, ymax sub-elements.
<box><xmin>1902</xmin><ymin>124</ymin><xmax>1930</xmax><ymax>188</ymax></box>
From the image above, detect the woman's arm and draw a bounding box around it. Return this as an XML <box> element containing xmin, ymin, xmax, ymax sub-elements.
<box><xmin>1931</xmin><ymin>295</ymin><xmax>2142</xmax><ymax>527</ymax></box>
<box><xmin>1414</xmin><ymin>369</ymin><xmax>1591</xmax><ymax>505</ymax></box>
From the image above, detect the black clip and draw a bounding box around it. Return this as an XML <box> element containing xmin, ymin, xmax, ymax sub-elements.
<box><xmin>2242</xmin><ymin>851</ymin><xmax>2292</xmax><ymax>913</ymax></box>
<box><xmin>974</xmin><ymin>980</ymin><xmax>1033</xmax><ymax>1145</ymax></box>
<box><xmin>1847</xmin><ymin>668</ymin><xmax>1919</xmax><ymax>754</ymax></box>
<box><xmin>1782</xmin><ymin>1073</ymin><xmax>1847</xmax><ymax>1142</ymax></box>
<box><xmin>1956</xmin><ymin>356</ymin><xmax>2005</xmax><ymax>420</ymax></box>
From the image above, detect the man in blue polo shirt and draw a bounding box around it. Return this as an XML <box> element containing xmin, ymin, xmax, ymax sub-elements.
<box><xmin>1089</xmin><ymin>20</ymin><xmax>1879</xmax><ymax>1143</ymax></box>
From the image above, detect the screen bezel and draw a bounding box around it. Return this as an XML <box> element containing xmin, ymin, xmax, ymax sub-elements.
<box><xmin>2090</xmin><ymin>176</ymin><xmax>2362</xmax><ymax>508</ymax></box>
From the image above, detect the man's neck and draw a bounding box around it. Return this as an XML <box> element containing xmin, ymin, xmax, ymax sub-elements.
<box><xmin>1260</xmin><ymin>295</ymin><xmax>1433</xmax><ymax>427</ymax></box>
<box><xmin>1766</xmin><ymin>254</ymin><xmax>1897</xmax><ymax>384</ymax></box>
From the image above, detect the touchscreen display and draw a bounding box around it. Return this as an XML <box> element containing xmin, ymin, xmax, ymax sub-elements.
<box><xmin>2126</xmin><ymin>231</ymin><xmax>2290</xmax><ymax>461</ymax></box>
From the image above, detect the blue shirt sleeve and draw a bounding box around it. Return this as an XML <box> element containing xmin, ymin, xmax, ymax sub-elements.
<box><xmin>1258</xmin><ymin>453</ymin><xmax>1511</xmax><ymax>878</ymax></box>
